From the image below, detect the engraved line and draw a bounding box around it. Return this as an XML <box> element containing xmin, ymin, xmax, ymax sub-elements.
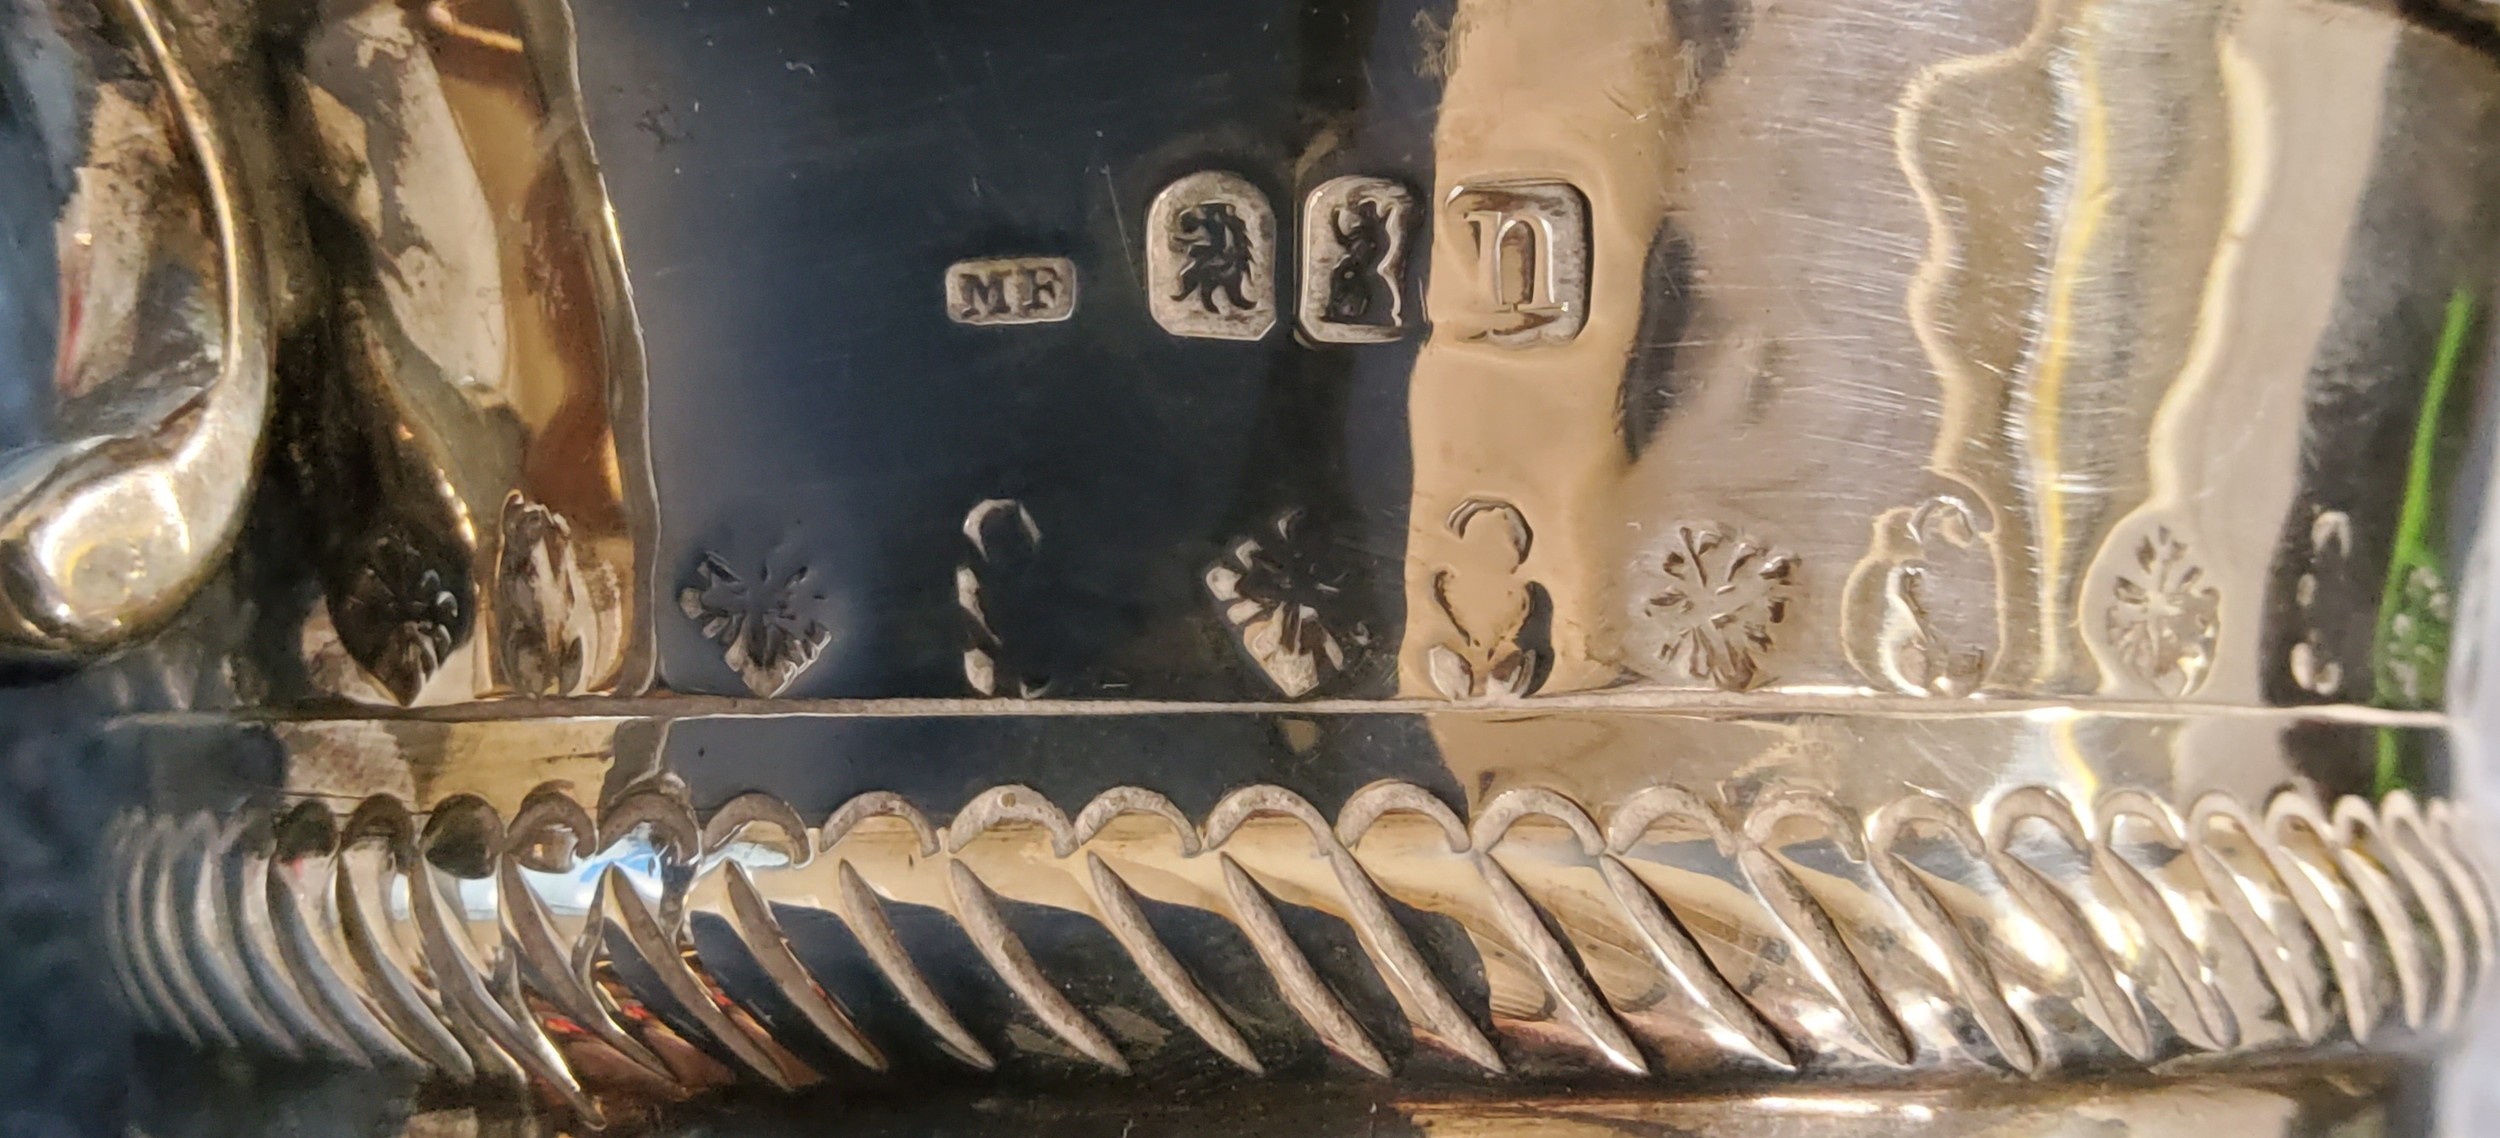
<box><xmin>722</xmin><ymin>858</ymin><xmax>889</xmax><ymax>1072</ymax></box>
<box><xmin>1471</xmin><ymin>848</ymin><xmax>1647</xmax><ymax>1074</ymax></box>
<box><xmin>946</xmin><ymin>859</ymin><xmax>1130</xmax><ymax>1074</ymax></box>
<box><xmin>2424</xmin><ymin>799</ymin><xmax>2499</xmax><ymax>984</ymax></box>
<box><xmin>2088</xmin><ymin>789</ymin><xmax>2240</xmax><ymax>1051</ymax></box>
<box><xmin>1217</xmin><ymin>853</ymin><xmax>1392</xmax><ymax>1076</ymax></box>
<box><xmin>228</xmin><ymin>693</ymin><xmax>2461</xmax><ymax>727</ymax></box>
<box><xmin>1085</xmin><ymin>852</ymin><xmax>1263</xmax><ymax>1074</ymax></box>
<box><xmin>1595</xmin><ymin>856</ymin><xmax>1795</xmax><ymax>1069</ymax></box>
<box><xmin>603</xmin><ymin>865</ymin><xmax>812</xmax><ymax>1091</ymax></box>
<box><xmin>2261</xmin><ymin>793</ymin><xmax>2398</xmax><ymax>1038</ymax></box>
<box><xmin>411</xmin><ymin>855</ymin><xmax>594</xmax><ymax>1114</ymax></box>
<box><xmin>1073</xmin><ymin>787</ymin><xmax>1201</xmax><ymax>854</ymax></box>
<box><xmin>1472</xmin><ymin>787</ymin><xmax>1605</xmax><ymax>856</ymax></box>
<box><xmin>2184</xmin><ymin>794</ymin><xmax>2329</xmax><ymax>1044</ymax></box>
<box><xmin>703</xmin><ymin>798</ymin><xmax>886</xmax><ymax>1070</ymax></box>
<box><xmin>835</xmin><ymin>859</ymin><xmax>996</xmax><ymax>1071</ymax></box>
<box><xmin>187</xmin><ymin>816</ymin><xmax>300</xmax><ymax>1057</ymax></box>
<box><xmin>1340</xmin><ymin>781</ymin><xmax>1467</xmax><ymax>853</ymax></box>
<box><xmin>149</xmin><ymin>816</ymin><xmax>239</xmax><ymax>1049</ymax></box>
<box><xmin>2317</xmin><ymin>803</ymin><xmax>2433</xmax><ymax>1031</ymax></box>
<box><xmin>333</xmin><ymin>836</ymin><xmax>476</xmax><ymax>1077</ymax></box>
<box><xmin>1982</xmin><ymin>787</ymin><xmax>2153</xmax><ymax>1062</ymax></box>
<box><xmin>950</xmin><ymin>785</ymin><xmax>1077</xmax><ymax>857</ymax></box>
<box><xmin>269</xmin><ymin>844</ymin><xmax>425</xmax><ymax>1067</ymax></box>
<box><xmin>1740</xmin><ymin>797</ymin><xmax>1915</xmax><ymax>1066</ymax></box>
<box><xmin>704</xmin><ymin>793</ymin><xmax>816</xmax><ymax>869</ymax></box>
<box><xmin>1865</xmin><ymin>795</ymin><xmax>2038</xmax><ymax>1073</ymax></box>
<box><xmin>823</xmin><ymin>793</ymin><xmax>940</xmax><ymax>856</ymax></box>
<box><xmin>2347</xmin><ymin>795</ymin><xmax>2470</xmax><ymax>1031</ymax></box>
<box><xmin>1467</xmin><ymin>788</ymin><xmax>1643</xmax><ymax>1072</ymax></box>
<box><xmin>232</xmin><ymin>836</ymin><xmax>362</xmax><ymax>1062</ymax></box>
<box><xmin>98</xmin><ymin>819</ymin><xmax>157</xmax><ymax>1034</ymax></box>
<box><xmin>106</xmin><ymin>817</ymin><xmax>184</xmax><ymax>1042</ymax></box>
<box><xmin>498</xmin><ymin>856</ymin><xmax>679</xmax><ymax>1082</ymax></box>
<box><xmin>1214</xmin><ymin>785</ymin><xmax>1505</xmax><ymax>1073</ymax></box>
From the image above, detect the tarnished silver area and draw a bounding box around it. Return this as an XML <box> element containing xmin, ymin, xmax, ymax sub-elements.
<box><xmin>0</xmin><ymin>0</ymin><xmax>276</xmax><ymax>655</ymax></box>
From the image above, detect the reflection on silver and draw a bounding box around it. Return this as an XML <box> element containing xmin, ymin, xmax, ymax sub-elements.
<box><xmin>0</xmin><ymin>0</ymin><xmax>274</xmax><ymax>654</ymax></box>
<box><xmin>36</xmin><ymin>0</ymin><xmax>2500</xmax><ymax>716</ymax></box>
<box><xmin>283</xmin><ymin>0</ymin><xmax>651</xmax><ymax>706</ymax></box>
<box><xmin>104</xmin><ymin>754</ymin><xmax>2496</xmax><ymax>1098</ymax></box>
<box><xmin>32</xmin><ymin>0</ymin><xmax>2500</xmax><ymax>1131</ymax></box>
<box><xmin>1147</xmin><ymin>171</ymin><xmax>1276</xmax><ymax>341</ymax></box>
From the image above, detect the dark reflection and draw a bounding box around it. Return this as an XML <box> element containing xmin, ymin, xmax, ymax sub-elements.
<box><xmin>1666</xmin><ymin>0</ymin><xmax>1754</xmax><ymax>87</ymax></box>
<box><xmin>0</xmin><ymin>37</ymin><xmax>60</xmax><ymax>455</ymax></box>
<box><xmin>123</xmin><ymin>1042</ymin><xmax>507</xmax><ymax>1138</ymax></box>
<box><xmin>268</xmin><ymin>198</ymin><xmax>476</xmax><ymax>707</ymax></box>
<box><xmin>2257</xmin><ymin>63</ymin><xmax>2500</xmax><ymax>720</ymax></box>
<box><xmin>579</xmin><ymin>0</ymin><xmax>1445</xmax><ymax>700</ymax></box>
<box><xmin>1617</xmin><ymin>222</ymin><xmax>1697</xmax><ymax>461</ymax></box>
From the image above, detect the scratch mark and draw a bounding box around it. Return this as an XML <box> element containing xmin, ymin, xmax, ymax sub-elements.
<box><xmin>1106</xmin><ymin>166</ymin><xmax>1139</xmax><ymax>289</ymax></box>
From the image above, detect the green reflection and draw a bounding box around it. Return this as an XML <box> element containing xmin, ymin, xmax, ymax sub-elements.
<box><xmin>2374</xmin><ymin>288</ymin><xmax>2478</xmax><ymax>793</ymax></box>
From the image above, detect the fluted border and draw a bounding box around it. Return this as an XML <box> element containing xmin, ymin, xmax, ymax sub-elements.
<box><xmin>105</xmin><ymin>777</ymin><xmax>2494</xmax><ymax>1120</ymax></box>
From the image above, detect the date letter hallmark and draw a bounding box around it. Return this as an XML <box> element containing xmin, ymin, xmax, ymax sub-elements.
<box><xmin>946</xmin><ymin>256</ymin><xmax>1078</xmax><ymax>325</ymax></box>
<box><xmin>1445</xmin><ymin>180</ymin><xmax>1589</xmax><ymax>347</ymax></box>
<box><xmin>1299</xmin><ymin>176</ymin><xmax>1416</xmax><ymax>343</ymax></box>
<box><xmin>1147</xmin><ymin>171</ymin><xmax>1277</xmax><ymax>340</ymax></box>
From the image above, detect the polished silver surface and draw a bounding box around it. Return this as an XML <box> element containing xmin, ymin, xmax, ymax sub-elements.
<box><xmin>138</xmin><ymin>0</ymin><xmax>2490</xmax><ymax>715</ymax></box>
<box><xmin>0</xmin><ymin>0</ymin><xmax>2495</xmax><ymax>709</ymax></box>
<box><xmin>279</xmin><ymin>0</ymin><xmax>652</xmax><ymax>705</ymax></box>
<box><xmin>13</xmin><ymin>0</ymin><xmax>2500</xmax><ymax>1132</ymax></box>
<box><xmin>0</xmin><ymin>0</ymin><xmax>277</xmax><ymax>655</ymax></box>
<box><xmin>93</xmin><ymin>703</ymin><xmax>2496</xmax><ymax>1127</ymax></box>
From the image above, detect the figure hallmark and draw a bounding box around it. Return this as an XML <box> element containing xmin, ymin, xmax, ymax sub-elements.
<box><xmin>1298</xmin><ymin>176</ymin><xmax>1416</xmax><ymax>344</ymax></box>
<box><xmin>1147</xmin><ymin>171</ymin><xmax>1277</xmax><ymax>340</ymax></box>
